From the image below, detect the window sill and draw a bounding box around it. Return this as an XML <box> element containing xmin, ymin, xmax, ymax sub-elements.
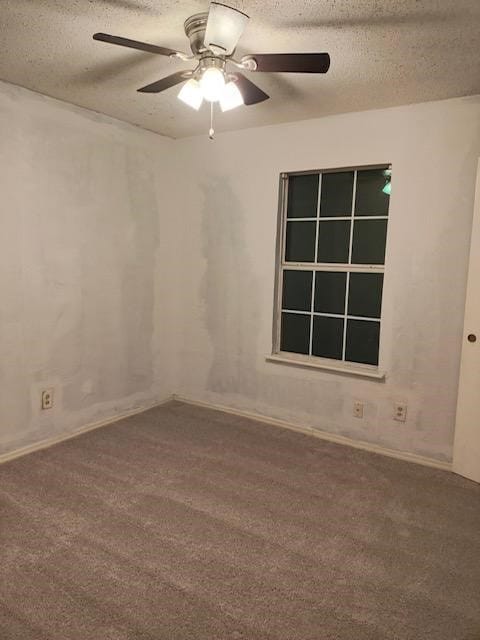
<box><xmin>266</xmin><ymin>353</ymin><xmax>386</xmax><ymax>380</ymax></box>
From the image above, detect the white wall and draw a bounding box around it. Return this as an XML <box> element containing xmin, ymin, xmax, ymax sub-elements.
<box><xmin>2</xmin><ymin>83</ymin><xmax>479</xmax><ymax>464</ymax></box>
<box><xmin>175</xmin><ymin>96</ymin><xmax>480</xmax><ymax>462</ymax></box>
<box><xmin>0</xmin><ymin>82</ymin><xmax>177</xmax><ymax>455</ymax></box>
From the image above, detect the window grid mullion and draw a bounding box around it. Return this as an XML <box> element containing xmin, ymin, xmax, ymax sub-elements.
<box><xmin>308</xmin><ymin>173</ymin><xmax>322</xmax><ymax>355</ymax></box>
<box><xmin>287</xmin><ymin>215</ymin><xmax>387</xmax><ymax>221</ymax></box>
<box><xmin>308</xmin><ymin>271</ymin><xmax>316</xmax><ymax>355</ymax></box>
<box><xmin>342</xmin><ymin>273</ymin><xmax>350</xmax><ymax>361</ymax></box>
<box><xmin>282</xmin><ymin>309</ymin><xmax>311</xmax><ymax>316</ymax></box>
<box><xmin>348</xmin><ymin>170</ymin><xmax>357</xmax><ymax>265</ymax></box>
<box><xmin>314</xmin><ymin>172</ymin><xmax>322</xmax><ymax>263</ymax></box>
<box><xmin>281</xmin><ymin>262</ymin><xmax>384</xmax><ymax>272</ymax></box>
<box><xmin>282</xmin><ymin>309</ymin><xmax>382</xmax><ymax>322</ymax></box>
<box><xmin>342</xmin><ymin>171</ymin><xmax>357</xmax><ymax>361</ymax></box>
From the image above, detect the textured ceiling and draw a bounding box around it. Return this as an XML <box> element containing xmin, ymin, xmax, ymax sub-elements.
<box><xmin>1</xmin><ymin>0</ymin><xmax>479</xmax><ymax>138</ymax></box>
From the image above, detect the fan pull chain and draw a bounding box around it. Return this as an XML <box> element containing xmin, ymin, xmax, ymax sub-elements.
<box><xmin>209</xmin><ymin>102</ymin><xmax>215</xmax><ymax>140</ymax></box>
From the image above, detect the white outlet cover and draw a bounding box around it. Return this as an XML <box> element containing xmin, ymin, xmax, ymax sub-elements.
<box><xmin>41</xmin><ymin>389</ymin><xmax>54</xmax><ymax>410</ymax></box>
<box><xmin>394</xmin><ymin>402</ymin><xmax>407</xmax><ymax>422</ymax></box>
<box><xmin>353</xmin><ymin>402</ymin><xmax>364</xmax><ymax>419</ymax></box>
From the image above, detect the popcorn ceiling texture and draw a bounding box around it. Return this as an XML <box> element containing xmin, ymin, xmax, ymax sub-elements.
<box><xmin>0</xmin><ymin>0</ymin><xmax>479</xmax><ymax>137</ymax></box>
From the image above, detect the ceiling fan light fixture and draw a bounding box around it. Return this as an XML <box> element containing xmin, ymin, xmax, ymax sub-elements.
<box><xmin>220</xmin><ymin>80</ymin><xmax>244</xmax><ymax>112</ymax></box>
<box><xmin>199</xmin><ymin>66</ymin><xmax>226</xmax><ymax>102</ymax></box>
<box><xmin>204</xmin><ymin>2</ymin><xmax>249</xmax><ymax>56</ymax></box>
<box><xmin>178</xmin><ymin>78</ymin><xmax>203</xmax><ymax>110</ymax></box>
<box><xmin>92</xmin><ymin>4</ymin><xmax>332</xmax><ymax>137</ymax></box>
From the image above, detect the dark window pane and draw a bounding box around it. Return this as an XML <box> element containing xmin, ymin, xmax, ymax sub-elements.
<box><xmin>312</xmin><ymin>316</ymin><xmax>344</xmax><ymax>360</ymax></box>
<box><xmin>287</xmin><ymin>174</ymin><xmax>319</xmax><ymax>218</ymax></box>
<box><xmin>351</xmin><ymin>219</ymin><xmax>388</xmax><ymax>264</ymax></box>
<box><xmin>282</xmin><ymin>270</ymin><xmax>313</xmax><ymax>311</ymax></box>
<box><xmin>285</xmin><ymin>221</ymin><xmax>316</xmax><ymax>262</ymax></box>
<box><xmin>320</xmin><ymin>171</ymin><xmax>354</xmax><ymax>217</ymax></box>
<box><xmin>281</xmin><ymin>313</ymin><xmax>311</xmax><ymax>355</ymax></box>
<box><xmin>317</xmin><ymin>220</ymin><xmax>350</xmax><ymax>263</ymax></box>
<box><xmin>355</xmin><ymin>169</ymin><xmax>390</xmax><ymax>216</ymax></box>
<box><xmin>345</xmin><ymin>319</ymin><xmax>380</xmax><ymax>365</ymax></box>
<box><xmin>348</xmin><ymin>273</ymin><xmax>384</xmax><ymax>318</ymax></box>
<box><xmin>314</xmin><ymin>271</ymin><xmax>347</xmax><ymax>314</ymax></box>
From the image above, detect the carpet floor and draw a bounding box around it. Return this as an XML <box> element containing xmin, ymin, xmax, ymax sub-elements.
<box><xmin>1</xmin><ymin>401</ymin><xmax>479</xmax><ymax>640</ymax></box>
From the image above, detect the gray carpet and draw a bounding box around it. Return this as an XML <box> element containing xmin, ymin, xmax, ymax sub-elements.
<box><xmin>1</xmin><ymin>401</ymin><xmax>479</xmax><ymax>640</ymax></box>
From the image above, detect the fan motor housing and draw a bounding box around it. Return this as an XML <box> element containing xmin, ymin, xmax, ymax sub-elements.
<box><xmin>184</xmin><ymin>13</ymin><xmax>209</xmax><ymax>56</ymax></box>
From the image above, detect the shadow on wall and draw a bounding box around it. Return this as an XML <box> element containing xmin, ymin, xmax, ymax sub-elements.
<box><xmin>61</xmin><ymin>147</ymin><xmax>159</xmax><ymax>410</ymax></box>
<box><xmin>200</xmin><ymin>177</ymin><xmax>261</xmax><ymax>399</ymax></box>
<box><xmin>199</xmin><ymin>177</ymin><xmax>344</xmax><ymax>424</ymax></box>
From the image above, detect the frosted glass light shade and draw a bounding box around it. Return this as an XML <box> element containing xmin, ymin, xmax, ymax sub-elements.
<box><xmin>382</xmin><ymin>180</ymin><xmax>391</xmax><ymax>195</ymax></box>
<box><xmin>204</xmin><ymin>2</ymin><xmax>249</xmax><ymax>56</ymax></box>
<box><xmin>178</xmin><ymin>79</ymin><xmax>203</xmax><ymax>110</ymax></box>
<box><xmin>220</xmin><ymin>81</ymin><xmax>244</xmax><ymax>112</ymax></box>
<box><xmin>200</xmin><ymin>67</ymin><xmax>226</xmax><ymax>102</ymax></box>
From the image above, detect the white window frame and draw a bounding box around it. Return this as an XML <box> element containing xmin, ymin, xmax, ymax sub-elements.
<box><xmin>269</xmin><ymin>164</ymin><xmax>389</xmax><ymax>380</ymax></box>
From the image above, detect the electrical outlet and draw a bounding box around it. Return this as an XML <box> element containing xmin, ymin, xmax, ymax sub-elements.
<box><xmin>353</xmin><ymin>401</ymin><xmax>364</xmax><ymax>419</ymax></box>
<box><xmin>394</xmin><ymin>402</ymin><xmax>407</xmax><ymax>422</ymax></box>
<box><xmin>41</xmin><ymin>389</ymin><xmax>54</xmax><ymax>410</ymax></box>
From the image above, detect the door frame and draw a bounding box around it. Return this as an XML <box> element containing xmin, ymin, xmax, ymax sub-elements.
<box><xmin>453</xmin><ymin>158</ymin><xmax>480</xmax><ymax>483</ymax></box>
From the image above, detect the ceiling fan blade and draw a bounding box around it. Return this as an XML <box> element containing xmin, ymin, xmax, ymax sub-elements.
<box><xmin>204</xmin><ymin>2</ymin><xmax>249</xmax><ymax>56</ymax></box>
<box><xmin>93</xmin><ymin>33</ymin><xmax>182</xmax><ymax>58</ymax></box>
<box><xmin>231</xmin><ymin>73</ymin><xmax>269</xmax><ymax>106</ymax></box>
<box><xmin>242</xmin><ymin>53</ymin><xmax>331</xmax><ymax>74</ymax></box>
<box><xmin>137</xmin><ymin>70</ymin><xmax>193</xmax><ymax>93</ymax></box>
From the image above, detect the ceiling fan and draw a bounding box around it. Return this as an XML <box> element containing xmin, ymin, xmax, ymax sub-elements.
<box><xmin>93</xmin><ymin>2</ymin><xmax>330</xmax><ymax>132</ymax></box>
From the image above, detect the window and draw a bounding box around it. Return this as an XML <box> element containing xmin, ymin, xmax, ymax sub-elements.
<box><xmin>272</xmin><ymin>165</ymin><xmax>390</xmax><ymax>373</ymax></box>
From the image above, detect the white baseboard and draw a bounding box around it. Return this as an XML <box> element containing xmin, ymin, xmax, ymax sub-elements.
<box><xmin>173</xmin><ymin>394</ymin><xmax>452</xmax><ymax>472</ymax></box>
<box><xmin>0</xmin><ymin>396</ymin><xmax>174</xmax><ymax>465</ymax></box>
<box><xmin>1</xmin><ymin>393</ymin><xmax>452</xmax><ymax>473</ymax></box>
